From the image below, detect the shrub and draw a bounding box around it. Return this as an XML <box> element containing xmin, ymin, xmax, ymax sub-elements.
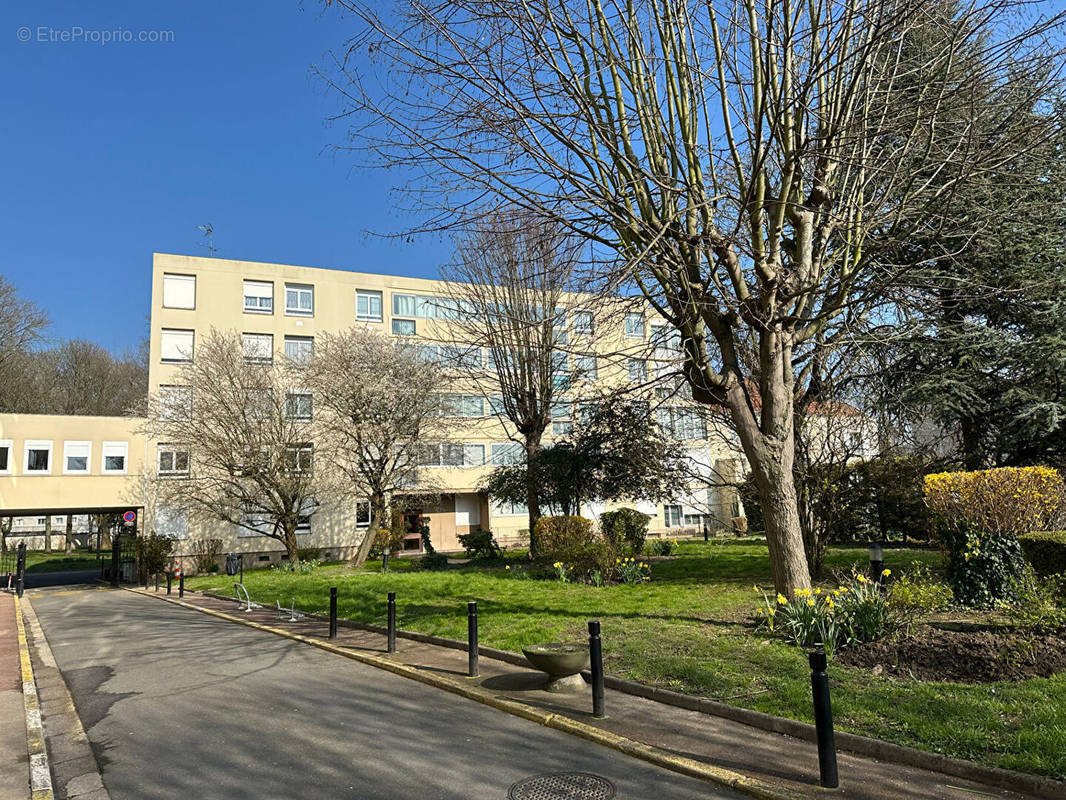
<box><xmin>535</xmin><ymin>515</ymin><xmax>596</xmax><ymax>563</ymax></box>
<box><xmin>599</xmin><ymin>508</ymin><xmax>650</xmax><ymax>554</ymax></box>
<box><xmin>457</xmin><ymin>528</ymin><xmax>501</xmax><ymax>560</ymax></box>
<box><xmin>1005</xmin><ymin>566</ymin><xmax>1066</xmax><ymax>633</ymax></box>
<box><xmin>135</xmin><ymin>533</ymin><xmax>173</xmax><ymax>578</ymax></box>
<box><xmin>296</xmin><ymin>546</ymin><xmax>322</xmax><ymax>563</ymax></box>
<box><xmin>923</xmin><ymin>466</ymin><xmax>1064</xmax><ymax>537</ymax></box>
<box><xmin>191</xmin><ymin>537</ymin><xmax>223</xmax><ymax>574</ymax></box>
<box><xmin>1019</xmin><ymin>531</ymin><xmax>1066</xmax><ymax>577</ymax></box>
<box><xmin>888</xmin><ymin>562</ymin><xmax>953</xmax><ymax>631</ymax></box>
<box><xmin>419</xmin><ymin>552</ymin><xmax>450</xmax><ymax>570</ymax></box>
<box><xmin>923</xmin><ymin>467</ymin><xmax>1061</xmax><ymax>608</ymax></box>
<box><xmin>649</xmin><ymin>538</ymin><xmax>677</xmax><ymax>556</ymax></box>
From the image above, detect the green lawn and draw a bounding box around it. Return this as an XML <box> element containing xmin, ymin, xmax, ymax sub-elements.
<box><xmin>23</xmin><ymin>551</ymin><xmax>104</xmax><ymax>573</ymax></box>
<box><xmin>186</xmin><ymin>540</ymin><xmax>1066</xmax><ymax>779</ymax></box>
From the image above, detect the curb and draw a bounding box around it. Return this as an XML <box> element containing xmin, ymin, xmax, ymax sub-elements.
<box><xmin>193</xmin><ymin>587</ymin><xmax>1066</xmax><ymax>800</ymax></box>
<box><xmin>14</xmin><ymin>595</ymin><xmax>54</xmax><ymax>800</ymax></box>
<box><xmin>125</xmin><ymin>587</ymin><xmax>790</xmax><ymax>800</ymax></box>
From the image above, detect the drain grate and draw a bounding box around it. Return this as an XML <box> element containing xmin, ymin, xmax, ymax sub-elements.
<box><xmin>507</xmin><ymin>772</ymin><xmax>617</xmax><ymax>800</ymax></box>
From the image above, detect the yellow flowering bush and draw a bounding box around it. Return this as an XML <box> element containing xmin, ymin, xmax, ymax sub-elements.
<box><xmin>923</xmin><ymin>466</ymin><xmax>1064</xmax><ymax>537</ymax></box>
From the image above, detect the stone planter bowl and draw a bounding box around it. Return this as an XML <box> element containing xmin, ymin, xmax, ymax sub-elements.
<box><xmin>522</xmin><ymin>643</ymin><xmax>589</xmax><ymax>692</ymax></box>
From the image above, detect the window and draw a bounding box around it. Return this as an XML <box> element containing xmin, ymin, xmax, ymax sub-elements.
<box><xmin>284</xmin><ymin>444</ymin><xmax>313</xmax><ymax>474</ymax></box>
<box><xmin>550</xmin><ymin>401</ymin><xmax>571</xmax><ymax>420</ymax></box>
<box><xmin>160</xmin><ymin>328</ymin><xmax>194</xmax><ymax>363</ymax></box>
<box><xmin>285</xmin><ymin>391</ymin><xmax>313</xmax><ymax>421</ymax></box>
<box><xmin>0</xmin><ymin>440</ymin><xmax>12</xmax><ymax>474</ymax></box>
<box><xmin>63</xmin><ymin>441</ymin><xmax>91</xmax><ymax>474</ymax></box>
<box><xmin>393</xmin><ymin>293</ymin><xmax>418</xmax><ymax>317</ymax></box>
<box><xmin>490</xmin><ymin>442</ymin><xmax>524</xmax><ymax>466</ymax></box>
<box><xmin>552</xmin><ymin>421</ymin><xmax>573</xmax><ymax>436</ymax></box>
<box><xmin>439</xmin><ymin>345</ymin><xmax>482</xmax><ymax>370</ymax></box>
<box><xmin>439</xmin><ymin>394</ymin><xmax>484</xmax><ymax>418</ymax></box>
<box><xmin>242</xmin><ymin>333</ymin><xmax>274</xmax><ymax>364</ymax></box>
<box><xmin>574</xmin><ymin>355</ymin><xmax>597</xmax><ymax>381</ymax></box>
<box><xmin>297</xmin><ymin>497</ymin><xmax>315</xmax><ymax>534</ymax></box>
<box><xmin>846</xmin><ymin>431</ymin><xmax>863</xmax><ymax>450</ymax></box>
<box><xmin>285</xmin><ymin>283</ymin><xmax>314</xmax><ymax>316</ymax></box>
<box><xmin>284</xmin><ymin>336</ymin><xmax>314</xmax><ymax>365</ymax></box>
<box><xmin>159</xmin><ymin>385</ymin><xmax>192</xmax><ymax>421</ymax></box>
<box><xmin>162</xmin><ymin>273</ymin><xmax>196</xmax><ymax>309</ymax></box>
<box><xmin>243</xmin><ymin>280</ymin><xmax>274</xmax><ymax>314</ymax></box>
<box><xmin>154</xmin><ymin>504</ymin><xmax>189</xmax><ymax>539</ymax></box>
<box><xmin>657</xmin><ymin>408</ymin><xmax>707</xmax><ymax>440</ymax></box>
<box><xmin>419</xmin><ymin>443</ymin><xmax>484</xmax><ymax>467</ymax></box>
<box><xmin>238</xmin><ymin>511</ymin><xmax>272</xmax><ymax>537</ymax></box>
<box><xmin>664</xmin><ymin>505</ymin><xmax>683</xmax><ymax>527</ymax></box>
<box><xmin>356</xmin><ymin>501</ymin><xmax>371</xmax><ymax>529</ymax></box>
<box><xmin>488</xmin><ymin>396</ymin><xmax>505</xmax><ymax>416</ymax></box>
<box><xmin>356</xmin><ymin>289</ymin><xmax>383</xmax><ymax>322</ymax></box>
<box><xmin>417</xmin><ymin>345</ymin><xmax>439</xmax><ymax>363</ymax></box>
<box><xmin>553</xmin><ymin>328</ymin><xmax>569</xmax><ymax>346</ymax></box>
<box><xmin>392</xmin><ymin>293</ymin><xmax>469</xmax><ymax>320</ymax></box>
<box><xmin>625</xmin><ymin>313</ymin><xmax>645</xmax><ymax>339</ymax></box>
<box><xmin>392</xmin><ymin>318</ymin><xmax>416</xmax><ymax>336</ymax></box>
<box><xmin>24</xmin><ymin>440</ymin><xmax>53</xmax><ymax>473</ymax></box>
<box><xmin>491</xmin><ymin>498</ymin><xmax>528</xmax><ymax>517</ymax></box>
<box><xmin>628</xmin><ymin>358</ymin><xmax>648</xmax><ymax>383</ymax></box>
<box><xmin>244</xmin><ymin>389</ymin><xmax>272</xmax><ymax>421</ymax></box>
<box><xmin>651</xmin><ymin>324</ymin><xmax>681</xmax><ymax>354</ymax></box>
<box><xmin>158</xmin><ymin>446</ymin><xmax>190</xmax><ymax>477</ymax></box>
<box><xmin>102</xmin><ymin>441</ymin><xmax>128</xmax><ymax>474</ymax></box>
<box><xmin>573</xmin><ymin>310</ymin><xmax>594</xmax><ymax>335</ymax></box>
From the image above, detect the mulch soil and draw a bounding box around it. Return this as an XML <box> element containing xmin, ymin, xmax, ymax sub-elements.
<box><xmin>837</xmin><ymin>625</ymin><xmax>1066</xmax><ymax>683</ymax></box>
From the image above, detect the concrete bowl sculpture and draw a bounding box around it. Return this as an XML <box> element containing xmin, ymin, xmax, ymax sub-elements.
<box><xmin>522</xmin><ymin>642</ymin><xmax>589</xmax><ymax>692</ymax></box>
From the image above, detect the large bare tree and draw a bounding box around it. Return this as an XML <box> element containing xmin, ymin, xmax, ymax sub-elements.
<box><xmin>304</xmin><ymin>327</ymin><xmax>447</xmax><ymax>567</ymax></box>
<box><xmin>145</xmin><ymin>329</ymin><xmax>322</xmax><ymax>564</ymax></box>
<box><xmin>438</xmin><ymin>211</ymin><xmax>582</xmax><ymax>555</ymax></box>
<box><xmin>322</xmin><ymin>0</ymin><xmax>1064</xmax><ymax>593</ymax></box>
<box><xmin>0</xmin><ymin>275</ymin><xmax>49</xmax><ymax>408</ymax></box>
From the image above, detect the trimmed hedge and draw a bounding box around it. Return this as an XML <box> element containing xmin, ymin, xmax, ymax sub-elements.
<box><xmin>1019</xmin><ymin>531</ymin><xmax>1066</xmax><ymax>577</ymax></box>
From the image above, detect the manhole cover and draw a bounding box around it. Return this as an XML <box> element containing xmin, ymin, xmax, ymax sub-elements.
<box><xmin>508</xmin><ymin>772</ymin><xmax>616</xmax><ymax>800</ymax></box>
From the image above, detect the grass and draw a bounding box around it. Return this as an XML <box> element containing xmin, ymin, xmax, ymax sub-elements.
<box><xmin>23</xmin><ymin>550</ymin><xmax>105</xmax><ymax>573</ymax></box>
<box><xmin>186</xmin><ymin>539</ymin><xmax>1066</xmax><ymax>779</ymax></box>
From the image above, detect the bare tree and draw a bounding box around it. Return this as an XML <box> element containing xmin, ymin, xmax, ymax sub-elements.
<box><xmin>438</xmin><ymin>211</ymin><xmax>582</xmax><ymax>554</ymax></box>
<box><xmin>303</xmin><ymin>327</ymin><xmax>448</xmax><ymax>567</ymax></box>
<box><xmin>321</xmin><ymin>0</ymin><xmax>1064</xmax><ymax>593</ymax></box>
<box><xmin>144</xmin><ymin>329</ymin><xmax>322</xmax><ymax>564</ymax></box>
<box><xmin>0</xmin><ymin>275</ymin><xmax>49</xmax><ymax>407</ymax></box>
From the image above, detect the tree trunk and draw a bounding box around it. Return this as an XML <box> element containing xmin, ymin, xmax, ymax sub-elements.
<box><xmin>524</xmin><ymin>435</ymin><xmax>543</xmax><ymax>558</ymax></box>
<box><xmin>65</xmin><ymin>515</ymin><xmax>74</xmax><ymax>553</ymax></box>
<box><xmin>282</xmin><ymin>522</ymin><xmax>300</xmax><ymax>565</ymax></box>
<box><xmin>44</xmin><ymin>516</ymin><xmax>52</xmax><ymax>553</ymax></box>
<box><xmin>350</xmin><ymin>492</ymin><xmax>386</xmax><ymax>568</ymax></box>
<box><xmin>961</xmin><ymin>416</ymin><xmax>983</xmax><ymax>471</ymax></box>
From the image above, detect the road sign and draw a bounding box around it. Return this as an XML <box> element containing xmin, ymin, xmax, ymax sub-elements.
<box><xmin>123</xmin><ymin>510</ymin><xmax>137</xmax><ymax>524</ymax></box>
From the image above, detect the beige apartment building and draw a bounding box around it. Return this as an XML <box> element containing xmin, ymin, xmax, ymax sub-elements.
<box><xmin>2</xmin><ymin>252</ymin><xmax>747</xmax><ymax>568</ymax></box>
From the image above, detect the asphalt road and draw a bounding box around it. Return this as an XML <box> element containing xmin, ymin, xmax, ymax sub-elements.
<box><xmin>30</xmin><ymin>588</ymin><xmax>744</xmax><ymax>800</ymax></box>
<box><xmin>25</xmin><ymin>568</ymin><xmax>102</xmax><ymax>588</ymax></box>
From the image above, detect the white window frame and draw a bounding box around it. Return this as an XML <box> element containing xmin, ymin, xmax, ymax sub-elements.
<box><xmin>160</xmin><ymin>328</ymin><xmax>195</xmax><ymax>363</ymax></box>
<box><xmin>356</xmin><ymin>501</ymin><xmax>371</xmax><ymax>529</ymax></box>
<box><xmin>285</xmin><ymin>283</ymin><xmax>314</xmax><ymax>316</ymax></box>
<box><xmin>491</xmin><ymin>498</ymin><xmax>528</xmax><ymax>517</ymax></box>
<box><xmin>284</xmin><ymin>336</ymin><xmax>314</xmax><ymax>365</ymax></box>
<box><xmin>242</xmin><ymin>332</ymin><xmax>274</xmax><ymax>365</ymax></box>
<box><xmin>573</xmin><ymin>310</ymin><xmax>594</xmax><ymax>336</ymax></box>
<box><xmin>664</xmin><ymin>504</ymin><xmax>683</xmax><ymax>527</ymax></box>
<box><xmin>625</xmin><ymin>313</ymin><xmax>645</xmax><ymax>339</ymax></box>
<box><xmin>575</xmin><ymin>355</ymin><xmax>597</xmax><ymax>381</ymax></box>
<box><xmin>62</xmin><ymin>440</ymin><xmax>92</xmax><ymax>475</ymax></box>
<box><xmin>285</xmin><ymin>390</ymin><xmax>313</xmax><ymax>421</ymax></box>
<box><xmin>243</xmin><ymin>280</ymin><xmax>274</xmax><ymax>314</ymax></box>
<box><xmin>157</xmin><ymin>446</ymin><xmax>190</xmax><ymax>477</ymax></box>
<box><xmin>391</xmin><ymin>318</ymin><xmax>416</xmax><ymax>336</ymax></box>
<box><xmin>285</xmin><ymin>444</ymin><xmax>313</xmax><ymax>474</ymax></box>
<box><xmin>490</xmin><ymin>442</ymin><xmax>525</xmax><ymax>466</ymax></box>
<box><xmin>23</xmin><ymin>440</ymin><xmax>53</xmax><ymax>474</ymax></box>
<box><xmin>162</xmin><ymin>273</ymin><xmax>196</xmax><ymax>310</ymax></box>
<box><xmin>628</xmin><ymin>358</ymin><xmax>647</xmax><ymax>383</ymax></box>
<box><xmin>0</xmin><ymin>440</ymin><xmax>12</xmax><ymax>475</ymax></box>
<box><xmin>356</xmin><ymin>289</ymin><xmax>384</xmax><ymax>322</ymax></box>
<box><xmin>101</xmin><ymin>441</ymin><xmax>129</xmax><ymax>475</ymax></box>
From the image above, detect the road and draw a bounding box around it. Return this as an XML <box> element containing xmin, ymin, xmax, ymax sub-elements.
<box><xmin>29</xmin><ymin>588</ymin><xmax>743</xmax><ymax>800</ymax></box>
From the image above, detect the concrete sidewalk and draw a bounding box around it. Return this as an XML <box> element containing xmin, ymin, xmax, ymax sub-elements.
<box><xmin>1</xmin><ymin>592</ymin><xmax>30</xmax><ymax>800</ymax></box>
<box><xmin>128</xmin><ymin>584</ymin><xmax>1060</xmax><ymax>800</ymax></box>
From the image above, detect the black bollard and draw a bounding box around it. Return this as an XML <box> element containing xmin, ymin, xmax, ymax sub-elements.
<box><xmin>15</xmin><ymin>542</ymin><xmax>26</xmax><ymax>598</ymax></box>
<box><xmin>179</xmin><ymin>573</ymin><xmax>185</xmax><ymax>598</ymax></box>
<box><xmin>387</xmin><ymin>591</ymin><xmax>397</xmax><ymax>653</ymax></box>
<box><xmin>809</xmin><ymin>648</ymin><xmax>839</xmax><ymax>789</ymax></box>
<box><xmin>588</xmin><ymin>620</ymin><xmax>605</xmax><ymax>719</ymax></box>
<box><xmin>703</xmin><ymin>523</ymin><xmax>709</xmax><ymax>542</ymax></box>
<box><xmin>329</xmin><ymin>587</ymin><xmax>338</xmax><ymax>639</ymax></box>
<box><xmin>467</xmin><ymin>601</ymin><xmax>479</xmax><ymax>678</ymax></box>
<box><xmin>167</xmin><ymin>572</ymin><xmax>172</xmax><ymax>595</ymax></box>
<box><xmin>382</xmin><ymin>547</ymin><xmax>391</xmax><ymax>574</ymax></box>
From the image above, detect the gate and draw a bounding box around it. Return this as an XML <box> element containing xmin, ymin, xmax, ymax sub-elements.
<box><xmin>110</xmin><ymin>529</ymin><xmax>139</xmax><ymax>585</ymax></box>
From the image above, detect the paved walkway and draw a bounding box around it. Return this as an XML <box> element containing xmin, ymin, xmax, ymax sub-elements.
<box><xmin>0</xmin><ymin>592</ymin><xmax>30</xmax><ymax>800</ymax></box>
<box><xmin>27</xmin><ymin>586</ymin><xmax>745</xmax><ymax>800</ymax></box>
<box><xmin>131</xmin><ymin>585</ymin><xmax>1056</xmax><ymax>800</ymax></box>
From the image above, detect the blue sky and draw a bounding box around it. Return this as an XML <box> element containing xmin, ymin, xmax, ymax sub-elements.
<box><xmin>1</xmin><ymin>1</ymin><xmax>450</xmax><ymax>353</ymax></box>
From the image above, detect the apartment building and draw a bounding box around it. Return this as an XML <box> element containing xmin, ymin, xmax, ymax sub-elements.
<box><xmin>1</xmin><ymin>252</ymin><xmax>747</xmax><ymax>566</ymax></box>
